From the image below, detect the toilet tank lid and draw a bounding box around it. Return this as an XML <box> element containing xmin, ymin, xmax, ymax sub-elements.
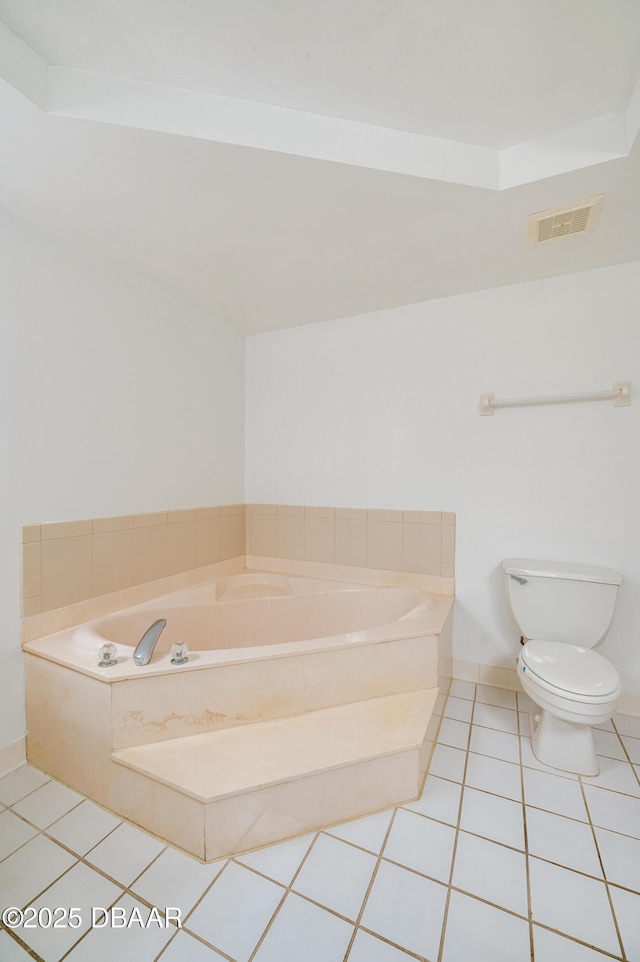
<box><xmin>502</xmin><ymin>559</ymin><xmax>622</xmax><ymax>586</ymax></box>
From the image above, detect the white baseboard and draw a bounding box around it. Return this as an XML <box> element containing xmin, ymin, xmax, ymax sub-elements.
<box><xmin>0</xmin><ymin>736</ymin><xmax>26</xmax><ymax>777</ymax></box>
<box><xmin>446</xmin><ymin>658</ymin><xmax>520</xmax><ymax>692</ymax></box>
<box><xmin>445</xmin><ymin>658</ymin><xmax>640</xmax><ymax>717</ymax></box>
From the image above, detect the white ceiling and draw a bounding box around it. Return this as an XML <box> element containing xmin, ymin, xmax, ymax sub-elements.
<box><xmin>2</xmin><ymin>0</ymin><xmax>640</xmax><ymax>148</ymax></box>
<box><xmin>1</xmin><ymin>1</ymin><xmax>640</xmax><ymax>334</ymax></box>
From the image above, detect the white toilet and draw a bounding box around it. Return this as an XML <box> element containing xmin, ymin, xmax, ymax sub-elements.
<box><xmin>502</xmin><ymin>558</ymin><xmax>622</xmax><ymax>776</ymax></box>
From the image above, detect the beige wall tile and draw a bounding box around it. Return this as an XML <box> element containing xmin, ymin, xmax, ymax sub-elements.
<box><xmin>335</xmin><ymin>508</ymin><xmax>367</xmax><ymax>521</ymax></box>
<box><xmin>367</xmin><ymin>521</ymin><xmax>403</xmax><ymax>570</ymax></box>
<box><xmin>167</xmin><ymin>520</ymin><xmax>197</xmax><ymax>575</ymax></box>
<box><xmin>403</xmin><ymin>511</ymin><xmax>441</xmax><ymax>524</ymax></box>
<box><xmin>133</xmin><ymin>525</ymin><xmax>168</xmax><ymax>584</ymax></box>
<box><xmin>305</xmin><ymin>506</ymin><xmax>335</xmax><ymax>518</ymax></box>
<box><xmin>22</xmin><ymin>542</ymin><xmax>41</xmax><ymax>599</ymax></box>
<box><xmin>196</xmin><ymin>506</ymin><xmax>221</xmax><ymax>519</ymax></box>
<box><xmin>196</xmin><ymin>517</ymin><xmax>221</xmax><ymax>567</ymax></box>
<box><xmin>442</xmin><ymin>524</ymin><xmax>456</xmax><ymax>564</ymax></box>
<box><xmin>22</xmin><ymin>597</ymin><xmax>42</xmax><ymax>617</ymax></box>
<box><xmin>305</xmin><ymin>517</ymin><xmax>334</xmax><ymax>563</ymax></box>
<box><xmin>22</xmin><ymin>502</ymin><xmax>450</xmax><ymax>611</ymax></box>
<box><xmin>451</xmin><ymin>661</ymin><xmax>518</xmax><ymax>692</ymax></box>
<box><xmin>452</xmin><ymin>659</ymin><xmax>479</xmax><ymax>683</ymax></box>
<box><xmin>93</xmin><ymin>516</ymin><xmax>134</xmax><ymax>534</ymax></box>
<box><xmin>335</xmin><ymin>519</ymin><xmax>367</xmax><ymax>567</ymax></box>
<box><xmin>403</xmin><ymin>522</ymin><xmax>441</xmax><ymax>575</ymax></box>
<box><xmin>168</xmin><ymin>509</ymin><xmax>197</xmax><ymax>523</ymax></box>
<box><xmin>506</xmin><ymin>669</ymin><xmax>520</xmax><ymax>692</ymax></box>
<box><xmin>93</xmin><ymin>529</ymin><xmax>134</xmax><ymax>596</ymax></box>
<box><xmin>134</xmin><ymin>512</ymin><xmax>168</xmax><ymax>528</ymax></box>
<box><xmin>41</xmin><ymin>536</ymin><xmax>93</xmax><ymax>611</ymax></box>
<box><xmin>236</xmin><ymin>512</ymin><xmax>247</xmax><ymax>557</ymax></box>
<box><xmin>276</xmin><ymin>516</ymin><xmax>305</xmax><ymax>560</ymax></box>
<box><xmin>249</xmin><ymin>514</ymin><xmax>277</xmax><ymax>556</ymax></box>
<box><xmin>368</xmin><ymin>509</ymin><xmax>402</xmax><ymax>522</ymax></box>
<box><xmin>41</xmin><ymin>520</ymin><xmax>92</xmax><ymax>540</ymax></box>
<box><xmin>221</xmin><ymin>513</ymin><xmax>245</xmax><ymax>559</ymax></box>
<box><xmin>478</xmin><ymin>665</ymin><xmax>510</xmax><ymax>689</ymax></box>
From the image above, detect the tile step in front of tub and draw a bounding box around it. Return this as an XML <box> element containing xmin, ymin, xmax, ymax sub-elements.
<box><xmin>110</xmin><ymin>688</ymin><xmax>438</xmax><ymax>859</ymax></box>
<box><xmin>112</xmin><ymin>688</ymin><xmax>438</xmax><ymax>801</ymax></box>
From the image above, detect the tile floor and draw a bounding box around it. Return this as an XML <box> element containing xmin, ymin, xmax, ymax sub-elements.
<box><xmin>1</xmin><ymin>680</ymin><xmax>640</xmax><ymax>961</ymax></box>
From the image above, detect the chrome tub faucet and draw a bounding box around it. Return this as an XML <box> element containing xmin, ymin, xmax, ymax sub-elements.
<box><xmin>133</xmin><ymin>619</ymin><xmax>167</xmax><ymax>666</ymax></box>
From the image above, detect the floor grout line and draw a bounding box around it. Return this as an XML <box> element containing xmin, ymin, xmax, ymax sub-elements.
<box><xmin>577</xmin><ymin>777</ymin><xmax>628</xmax><ymax>961</ymax></box>
<box><xmin>2</xmin><ymin>820</ymin><xmax>231</xmax><ymax>960</ymax></box>
<box><xmin>436</xmin><ymin>681</ymin><xmax>477</xmax><ymax>962</ymax></box>
<box><xmin>531</xmin><ymin>922</ymin><xmax>625</xmax><ymax>961</ymax></box>
<box><xmin>243</xmin><ymin>831</ymin><xmax>322</xmax><ymax>962</ymax></box>
<box><xmin>0</xmin><ymin>770</ymin><xmax>53</xmax><ymax>809</ymax></box>
<box><xmin>2</xmin><ymin>690</ymin><xmax>640</xmax><ymax>962</ymax></box>
<box><xmin>517</xmin><ymin>694</ymin><xmax>535</xmax><ymax>961</ymax></box>
<box><xmin>151</xmin><ymin>924</ymin><xmax>181</xmax><ymax>962</ymax></box>
<box><xmin>2</xmin><ymin>928</ymin><xmax>46</xmax><ymax>962</ymax></box>
<box><xmin>342</xmin><ymin>802</ymin><xmax>400</xmax><ymax>960</ymax></box>
<box><xmin>354</xmin><ymin>924</ymin><xmax>428</xmax><ymax>960</ymax></box>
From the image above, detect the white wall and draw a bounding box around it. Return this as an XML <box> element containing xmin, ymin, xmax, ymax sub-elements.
<box><xmin>246</xmin><ymin>262</ymin><xmax>640</xmax><ymax>710</ymax></box>
<box><xmin>0</xmin><ymin>205</ymin><xmax>245</xmax><ymax>754</ymax></box>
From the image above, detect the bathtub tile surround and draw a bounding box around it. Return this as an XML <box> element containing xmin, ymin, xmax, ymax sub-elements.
<box><xmin>21</xmin><ymin>505</ymin><xmax>246</xmax><ymax>617</ymax></box>
<box><xmin>247</xmin><ymin>503</ymin><xmax>455</xmax><ymax>578</ymax></box>
<box><xmin>20</xmin><ymin>503</ymin><xmax>455</xmax><ymax>859</ymax></box>
<box><xmin>3</xmin><ymin>682</ymin><xmax>640</xmax><ymax>961</ymax></box>
<box><xmin>221</xmin><ymin>504</ymin><xmax>247</xmax><ymax>562</ymax></box>
<box><xmin>41</xmin><ymin>531</ymin><xmax>93</xmax><ymax>612</ymax></box>
<box><xmin>93</xmin><ymin>527</ymin><xmax>135</xmax><ymax>598</ymax></box>
<box><xmin>22</xmin><ymin>502</ymin><xmax>453</xmax><ymax>621</ymax></box>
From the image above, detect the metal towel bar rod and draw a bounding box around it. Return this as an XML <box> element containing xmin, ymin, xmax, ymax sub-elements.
<box><xmin>479</xmin><ymin>381</ymin><xmax>631</xmax><ymax>416</ymax></box>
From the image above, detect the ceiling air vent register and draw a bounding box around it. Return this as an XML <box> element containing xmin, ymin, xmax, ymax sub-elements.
<box><xmin>528</xmin><ymin>194</ymin><xmax>605</xmax><ymax>244</ymax></box>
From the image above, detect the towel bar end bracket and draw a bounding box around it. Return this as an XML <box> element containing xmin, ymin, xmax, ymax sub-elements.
<box><xmin>612</xmin><ymin>380</ymin><xmax>632</xmax><ymax>407</ymax></box>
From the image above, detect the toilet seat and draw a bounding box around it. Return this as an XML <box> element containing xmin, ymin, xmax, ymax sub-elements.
<box><xmin>520</xmin><ymin>640</ymin><xmax>621</xmax><ymax>701</ymax></box>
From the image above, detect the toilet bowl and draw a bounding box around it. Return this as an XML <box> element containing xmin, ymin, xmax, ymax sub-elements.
<box><xmin>503</xmin><ymin>559</ymin><xmax>623</xmax><ymax>777</ymax></box>
<box><xmin>517</xmin><ymin>640</ymin><xmax>621</xmax><ymax>775</ymax></box>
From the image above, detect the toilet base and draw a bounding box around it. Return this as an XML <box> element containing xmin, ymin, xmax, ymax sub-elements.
<box><xmin>530</xmin><ymin>709</ymin><xmax>599</xmax><ymax>777</ymax></box>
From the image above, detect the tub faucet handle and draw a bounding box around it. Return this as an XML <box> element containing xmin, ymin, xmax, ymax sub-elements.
<box><xmin>98</xmin><ymin>642</ymin><xmax>118</xmax><ymax>667</ymax></box>
<box><xmin>170</xmin><ymin>641</ymin><xmax>189</xmax><ymax>665</ymax></box>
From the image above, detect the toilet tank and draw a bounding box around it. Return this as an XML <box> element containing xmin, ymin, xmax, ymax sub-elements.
<box><xmin>502</xmin><ymin>559</ymin><xmax>622</xmax><ymax>647</ymax></box>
